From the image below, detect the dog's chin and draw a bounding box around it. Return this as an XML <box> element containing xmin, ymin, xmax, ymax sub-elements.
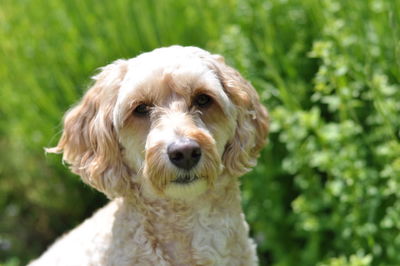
<box><xmin>164</xmin><ymin>177</ymin><xmax>208</xmax><ymax>200</ymax></box>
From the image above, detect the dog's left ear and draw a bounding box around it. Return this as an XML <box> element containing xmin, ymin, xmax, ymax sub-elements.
<box><xmin>47</xmin><ymin>60</ymin><xmax>130</xmax><ymax>198</ymax></box>
<box><xmin>208</xmin><ymin>55</ymin><xmax>269</xmax><ymax>177</ymax></box>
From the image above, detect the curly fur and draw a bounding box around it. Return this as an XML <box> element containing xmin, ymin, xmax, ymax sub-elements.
<box><xmin>30</xmin><ymin>46</ymin><xmax>269</xmax><ymax>266</ymax></box>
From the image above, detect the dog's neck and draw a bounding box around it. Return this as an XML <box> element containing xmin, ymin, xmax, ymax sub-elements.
<box><xmin>117</xmin><ymin>175</ymin><xmax>247</xmax><ymax>265</ymax></box>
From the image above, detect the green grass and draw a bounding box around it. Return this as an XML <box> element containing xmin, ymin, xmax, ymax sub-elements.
<box><xmin>1</xmin><ymin>0</ymin><xmax>399</xmax><ymax>265</ymax></box>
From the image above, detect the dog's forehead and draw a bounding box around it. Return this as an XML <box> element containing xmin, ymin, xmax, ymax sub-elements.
<box><xmin>125</xmin><ymin>49</ymin><xmax>212</xmax><ymax>88</ymax></box>
<box><xmin>117</xmin><ymin>49</ymin><xmax>228</xmax><ymax>105</ymax></box>
<box><xmin>127</xmin><ymin>54</ymin><xmax>210</xmax><ymax>90</ymax></box>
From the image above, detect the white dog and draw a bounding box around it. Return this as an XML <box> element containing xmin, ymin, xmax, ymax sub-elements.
<box><xmin>29</xmin><ymin>46</ymin><xmax>269</xmax><ymax>266</ymax></box>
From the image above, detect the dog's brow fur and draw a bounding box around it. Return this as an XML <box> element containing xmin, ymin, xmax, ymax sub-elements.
<box><xmin>31</xmin><ymin>45</ymin><xmax>269</xmax><ymax>266</ymax></box>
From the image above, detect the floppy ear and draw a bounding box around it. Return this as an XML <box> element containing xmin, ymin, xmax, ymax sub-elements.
<box><xmin>209</xmin><ymin>55</ymin><xmax>269</xmax><ymax>177</ymax></box>
<box><xmin>47</xmin><ymin>60</ymin><xmax>130</xmax><ymax>198</ymax></box>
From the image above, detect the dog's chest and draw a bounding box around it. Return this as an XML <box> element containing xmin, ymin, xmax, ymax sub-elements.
<box><xmin>147</xmin><ymin>204</ymin><xmax>253</xmax><ymax>266</ymax></box>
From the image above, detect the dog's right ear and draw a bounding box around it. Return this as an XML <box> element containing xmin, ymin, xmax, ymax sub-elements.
<box><xmin>205</xmin><ymin>54</ymin><xmax>269</xmax><ymax>177</ymax></box>
<box><xmin>47</xmin><ymin>60</ymin><xmax>130</xmax><ymax>198</ymax></box>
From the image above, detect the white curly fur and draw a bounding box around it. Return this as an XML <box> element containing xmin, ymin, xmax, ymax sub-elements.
<box><xmin>29</xmin><ymin>46</ymin><xmax>269</xmax><ymax>266</ymax></box>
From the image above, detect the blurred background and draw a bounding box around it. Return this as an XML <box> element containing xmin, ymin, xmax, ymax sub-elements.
<box><xmin>1</xmin><ymin>0</ymin><xmax>399</xmax><ymax>265</ymax></box>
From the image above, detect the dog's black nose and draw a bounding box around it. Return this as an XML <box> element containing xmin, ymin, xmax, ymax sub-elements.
<box><xmin>167</xmin><ymin>138</ymin><xmax>201</xmax><ymax>170</ymax></box>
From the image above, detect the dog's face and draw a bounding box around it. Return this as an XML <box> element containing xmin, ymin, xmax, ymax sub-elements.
<box><xmin>49</xmin><ymin>46</ymin><xmax>268</xmax><ymax>199</ymax></box>
<box><xmin>115</xmin><ymin>52</ymin><xmax>237</xmax><ymax>199</ymax></box>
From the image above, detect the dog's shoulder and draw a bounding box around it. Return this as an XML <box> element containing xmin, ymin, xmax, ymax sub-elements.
<box><xmin>28</xmin><ymin>200</ymin><xmax>121</xmax><ymax>266</ymax></box>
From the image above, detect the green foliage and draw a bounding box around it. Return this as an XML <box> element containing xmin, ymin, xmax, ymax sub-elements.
<box><xmin>1</xmin><ymin>0</ymin><xmax>399</xmax><ymax>265</ymax></box>
<box><xmin>318</xmin><ymin>254</ymin><xmax>373</xmax><ymax>266</ymax></box>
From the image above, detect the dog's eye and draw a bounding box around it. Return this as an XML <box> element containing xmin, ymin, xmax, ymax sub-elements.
<box><xmin>194</xmin><ymin>94</ymin><xmax>212</xmax><ymax>108</ymax></box>
<box><xmin>133</xmin><ymin>103</ymin><xmax>152</xmax><ymax>116</ymax></box>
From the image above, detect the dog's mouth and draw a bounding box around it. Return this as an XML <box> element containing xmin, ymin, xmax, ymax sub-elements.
<box><xmin>165</xmin><ymin>175</ymin><xmax>207</xmax><ymax>200</ymax></box>
<box><xmin>172</xmin><ymin>175</ymin><xmax>199</xmax><ymax>185</ymax></box>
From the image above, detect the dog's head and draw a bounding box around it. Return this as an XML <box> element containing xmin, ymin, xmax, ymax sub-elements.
<box><xmin>48</xmin><ymin>46</ymin><xmax>268</xmax><ymax>199</ymax></box>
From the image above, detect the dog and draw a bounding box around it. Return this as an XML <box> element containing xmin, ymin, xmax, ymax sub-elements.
<box><xmin>29</xmin><ymin>46</ymin><xmax>269</xmax><ymax>266</ymax></box>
